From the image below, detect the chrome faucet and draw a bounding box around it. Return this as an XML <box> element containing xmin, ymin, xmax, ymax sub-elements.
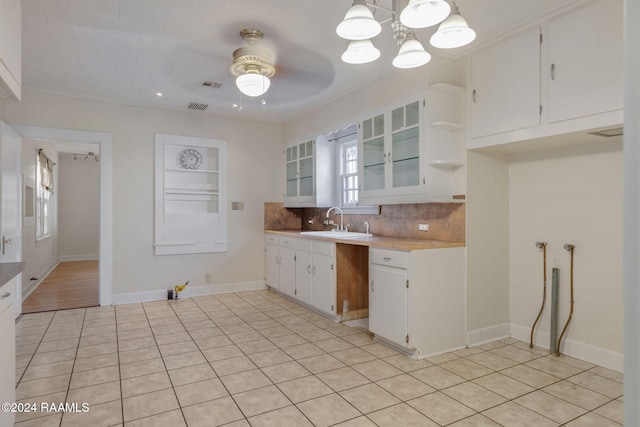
<box><xmin>326</xmin><ymin>207</ymin><xmax>344</xmax><ymax>231</ymax></box>
<box><xmin>364</xmin><ymin>221</ymin><xmax>370</xmax><ymax>234</ymax></box>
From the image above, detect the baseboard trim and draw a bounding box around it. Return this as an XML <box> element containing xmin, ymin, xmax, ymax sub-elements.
<box><xmin>59</xmin><ymin>254</ymin><xmax>99</xmax><ymax>262</ymax></box>
<box><xmin>510</xmin><ymin>322</ymin><xmax>623</xmax><ymax>372</ymax></box>
<box><xmin>111</xmin><ymin>281</ymin><xmax>267</xmax><ymax>305</ymax></box>
<box><xmin>467</xmin><ymin>323</ymin><xmax>511</xmax><ymax>347</ymax></box>
<box><xmin>22</xmin><ymin>259</ymin><xmax>59</xmax><ymax>301</ymax></box>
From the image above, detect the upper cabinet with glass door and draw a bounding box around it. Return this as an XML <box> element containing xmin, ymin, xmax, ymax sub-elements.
<box><xmin>359</xmin><ymin>95</ymin><xmax>425</xmax><ymax>204</ymax></box>
<box><xmin>284</xmin><ymin>138</ymin><xmax>335</xmax><ymax>208</ymax></box>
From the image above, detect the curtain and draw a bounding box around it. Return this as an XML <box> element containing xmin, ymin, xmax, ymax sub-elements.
<box><xmin>38</xmin><ymin>150</ymin><xmax>54</xmax><ymax>192</ymax></box>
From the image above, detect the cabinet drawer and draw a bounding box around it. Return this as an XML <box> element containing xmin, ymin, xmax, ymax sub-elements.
<box><xmin>280</xmin><ymin>237</ymin><xmax>297</xmax><ymax>248</ymax></box>
<box><xmin>313</xmin><ymin>241</ymin><xmax>334</xmax><ymax>256</ymax></box>
<box><xmin>295</xmin><ymin>239</ymin><xmax>313</xmax><ymax>252</ymax></box>
<box><xmin>0</xmin><ymin>278</ymin><xmax>17</xmax><ymax>317</ymax></box>
<box><xmin>370</xmin><ymin>248</ymin><xmax>408</xmax><ymax>269</ymax></box>
<box><xmin>265</xmin><ymin>235</ymin><xmax>280</xmax><ymax>245</ymax></box>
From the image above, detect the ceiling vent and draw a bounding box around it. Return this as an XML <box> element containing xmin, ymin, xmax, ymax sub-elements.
<box><xmin>187</xmin><ymin>102</ymin><xmax>208</xmax><ymax>111</ymax></box>
<box><xmin>202</xmin><ymin>81</ymin><xmax>222</xmax><ymax>88</ymax></box>
<box><xmin>589</xmin><ymin>127</ymin><xmax>624</xmax><ymax>137</ymax></box>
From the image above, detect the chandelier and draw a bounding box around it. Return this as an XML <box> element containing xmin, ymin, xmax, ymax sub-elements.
<box><xmin>337</xmin><ymin>0</ymin><xmax>476</xmax><ymax>68</ymax></box>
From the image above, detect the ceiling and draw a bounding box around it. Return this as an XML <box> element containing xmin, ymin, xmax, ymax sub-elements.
<box><xmin>22</xmin><ymin>0</ymin><xmax>579</xmax><ymax>124</ymax></box>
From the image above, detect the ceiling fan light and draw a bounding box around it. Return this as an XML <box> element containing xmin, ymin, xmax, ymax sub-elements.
<box><xmin>336</xmin><ymin>0</ymin><xmax>382</xmax><ymax>40</ymax></box>
<box><xmin>341</xmin><ymin>39</ymin><xmax>381</xmax><ymax>64</ymax></box>
<box><xmin>392</xmin><ymin>38</ymin><xmax>431</xmax><ymax>68</ymax></box>
<box><xmin>235</xmin><ymin>73</ymin><xmax>270</xmax><ymax>97</ymax></box>
<box><xmin>429</xmin><ymin>8</ymin><xmax>476</xmax><ymax>48</ymax></box>
<box><xmin>400</xmin><ymin>0</ymin><xmax>451</xmax><ymax>29</ymax></box>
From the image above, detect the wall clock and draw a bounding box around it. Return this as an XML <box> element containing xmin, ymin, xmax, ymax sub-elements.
<box><xmin>178</xmin><ymin>148</ymin><xmax>203</xmax><ymax>169</ymax></box>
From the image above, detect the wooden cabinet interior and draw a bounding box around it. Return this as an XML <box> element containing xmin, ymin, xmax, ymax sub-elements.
<box><xmin>335</xmin><ymin>243</ymin><xmax>369</xmax><ymax>315</ymax></box>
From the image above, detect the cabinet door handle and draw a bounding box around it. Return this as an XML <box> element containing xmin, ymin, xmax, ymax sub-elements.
<box><xmin>383</xmin><ymin>257</ymin><xmax>392</xmax><ymax>262</ymax></box>
<box><xmin>387</xmin><ymin>152</ymin><xmax>392</xmax><ymax>164</ymax></box>
<box><xmin>312</xmin><ymin>266</ymin><xmax>316</xmax><ymax>275</ymax></box>
<box><xmin>307</xmin><ymin>265</ymin><xmax>311</xmax><ymax>275</ymax></box>
<box><xmin>472</xmin><ymin>89</ymin><xmax>477</xmax><ymax>103</ymax></box>
<box><xmin>1</xmin><ymin>235</ymin><xmax>10</xmax><ymax>255</ymax></box>
<box><xmin>1</xmin><ymin>292</ymin><xmax>10</xmax><ymax>299</ymax></box>
<box><xmin>371</xmin><ymin>279</ymin><xmax>375</xmax><ymax>292</ymax></box>
<box><xmin>550</xmin><ymin>63</ymin><xmax>556</xmax><ymax>80</ymax></box>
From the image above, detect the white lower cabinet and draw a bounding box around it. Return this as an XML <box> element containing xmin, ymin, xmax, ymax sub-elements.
<box><xmin>369</xmin><ymin>246</ymin><xmax>465</xmax><ymax>357</ymax></box>
<box><xmin>0</xmin><ymin>278</ymin><xmax>17</xmax><ymax>427</ymax></box>
<box><xmin>265</xmin><ymin>234</ymin><xmax>336</xmax><ymax>316</ymax></box>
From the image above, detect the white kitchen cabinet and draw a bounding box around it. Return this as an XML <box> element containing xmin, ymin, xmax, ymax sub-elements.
<box><xmin>369</xmin><ymin>247</ymin><xmax>465</xmax><ymax>357</ymax></box>
<box><xmin>470</xmin><ymin>27</ymin><xmax>541</xmax><ymax>139</ymax></box>
<box><xmin>294</xmin><ymin>239</ymin><xmax>313</xmax><ymax>305</ymax></box>
<box><xmin>547</xmin><ymin>0</ymin><xmax>623</xmax><ymax>123</ymax></box>
<box><xmin>359</xmin><ymin>96</ymin><xmax>425</xmax><ymax>204</ymax></box>
<box><xmin>278</xmin><ymin>238</ymin><xmax>296</xmax><ymax>298</ymax></box>
<box><xmin>284</xmin><ymin>137</ymin><xmax>335</xmax><ymax>208</ymax></box>
<box><xmin>0</xmin><ymin>0</ymin><xmax>21</xmax><ymax>100</ymax></box>
<box><xmin>370</xmin><ymin>262</ymin><xmax>408</xmax><ymax>347</ymax></box>
<box><xmin>0</xmin><ymin>275</ymin><xmax>18</xmax><ymax>427</ymax></box>
<box><xmin>469</xmin><ymin>0</ymin><xmax>623</xmax><ymax>150</ymax></box>
<box><xmin>265</xmin><ymin>235</ymin><xmax>280</xmax><ymax>291</ymax></box>
<box><xmin>311</xmin><ymin>241</ymin><xmax>336</xmax><ymax>316</ymax></box>
<box><xmin>154</xmin><ymin>134</ymin><xmax>227</xmax><ymax>255</ymax></box>
<box><xmin>264</xmin><ymin>234</ymin><xmax>337</xmax><ymax>316</ymax></box>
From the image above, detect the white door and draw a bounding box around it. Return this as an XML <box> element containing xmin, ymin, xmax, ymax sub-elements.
<box><xmin>547</xmin><ymin>0</ymin><xmax>623</xmax><ymax>122</ymax></box>
<box><xmin>0</xmin><ymin>122</ymin><xmax>22</xmax><ymax>317</ymax></box>
<box><xmin>369</xmin><ymin>264</ymin><xmax>408</xmax><ymax>347</ymax></box>
<box><xmin>312</xmin><ymin>253</ymin><xmax>334</xmax><ymax>315</ymax></box>
<box><xmin>265</xmin><ymin>244</ymin><xmax>280</xmax><ymax>290</ymax></box>
<box><xmin>295</xmin><ymin>250</ymin><xmax>313</xmax><ymax>305</ymax></box>
<box><xmin>470</xmin><ymin>27</ymin><xmax>541</xmax><ymax>138</ymax></box>
<box><xmin>279</xmin><ymin>247</ymin><xmax>296</xmax><ymax>298</ymax></box>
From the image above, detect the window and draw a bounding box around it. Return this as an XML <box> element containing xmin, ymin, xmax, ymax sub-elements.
<box><xmin>339</xmin><ymin>140</ymin><xmax>359</xmax><ymax>207</ymax></box>
<box><xmin>36</xmin><ymin>150</ymin><xmax>54</xmax><ymax>240</ymax></box>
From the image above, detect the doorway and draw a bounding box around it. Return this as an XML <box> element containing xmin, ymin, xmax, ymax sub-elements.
<box><xmin>13</xmin><ymin>126</ymin><xmax>113</xmax><ymax>310</ymax></box>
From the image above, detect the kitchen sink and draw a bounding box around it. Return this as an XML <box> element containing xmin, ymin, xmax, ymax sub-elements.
<box><xmin>299</xmin><ymin>231</ymin><xmax>373</xmax><ymax>239</ymax></box>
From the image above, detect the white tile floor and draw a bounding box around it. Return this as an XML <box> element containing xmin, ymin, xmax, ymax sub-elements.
<box><xmin>14</xmin><ymin>290</ymin><xmax>624</xmax><ymax>426</ymax></box>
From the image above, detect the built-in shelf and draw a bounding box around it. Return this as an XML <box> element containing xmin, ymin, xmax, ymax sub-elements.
<box><xmin>429</xmin><ymin>121</ymin><xmax>464</xmax><ymax>131</ymax></box>
<box><xmin>428</xmin><ymin>160</ymin><xmax>465</xmax><ymax>169</ymax></box>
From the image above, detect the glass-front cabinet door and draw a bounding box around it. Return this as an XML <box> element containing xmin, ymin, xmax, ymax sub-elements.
<box><xmin>284</xmin><ymin>139</ymin><xmax>315</xmax><ymax>206</ymax></box>
<box><xmin>391</xmin><ymin>100</ymin><xmax>421</xmax><ymax>188</ymax></box>
<box><xmin>358</xmin><ymin>95</ymin><xmax>424</xmax><ymax>204</ymax></box>
<box><xmin>361</xmin><ymin>112</ymin><xmax>386</xmax><ymax>192</ymax></box>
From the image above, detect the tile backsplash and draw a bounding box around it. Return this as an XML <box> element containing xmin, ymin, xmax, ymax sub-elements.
<box><xmin>264</xmin><ymin>202</ymin><xmax>465</xmax><ymax>242</ymax></box>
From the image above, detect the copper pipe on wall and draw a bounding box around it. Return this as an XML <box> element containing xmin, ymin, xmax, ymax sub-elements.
<box><xmin>557</xmin><ymin>243</ymin><xmax>575</xmax><ymax>356</ymax></box>
<box><xmin>530</xmin><ymin>242</ymin><xmax>548</xmax><ymax>348</ymax></box>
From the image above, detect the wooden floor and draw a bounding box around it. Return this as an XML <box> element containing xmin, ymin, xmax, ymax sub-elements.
<box><xmin>22</xmin><ymin>260</ymin><xmax>99</xmax><ymax>313</ymax></box>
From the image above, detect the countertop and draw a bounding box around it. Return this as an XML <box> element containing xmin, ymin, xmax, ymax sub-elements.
<box><xmin>265</xmin><ymin>230</ymin><xmax>465</xmax><ymax>251</ymax></box>
<box><xmin>0</xmin><ymin>262</ymin><xmax>24</xmax><ymax>287</ymax></box>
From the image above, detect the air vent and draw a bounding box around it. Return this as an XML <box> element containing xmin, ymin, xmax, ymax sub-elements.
<box><xmin>202</xmin><ymin>81</ymin><xmax>222</xmax><ymax>88</ymax></box>
<box><xmin>589</xmin><ymin>127</ymin><xmax>624</xmax><ymax>137</ymax></box>
<box><xmin>187</xmin><ymin>102</ymin><xmax>208</xmax><ymax>111</ymax></box>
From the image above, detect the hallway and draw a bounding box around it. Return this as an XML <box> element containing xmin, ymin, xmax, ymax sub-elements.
<box><xmin>22</xmin><ymin>261</ymin><xmax>99</xmax><ymax>313</ymax></box>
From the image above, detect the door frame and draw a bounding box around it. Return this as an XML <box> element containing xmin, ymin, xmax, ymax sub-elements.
<box><xmin>12</xmin><ymin>125</ymin><xmax>113</xmax><ymax>306</ymax></box>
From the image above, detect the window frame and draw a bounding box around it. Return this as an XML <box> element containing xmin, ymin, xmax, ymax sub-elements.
<box><xmin>35</xmin><ymin>150</ymin><xmax>53</xmax><ymax>241</ymax></box>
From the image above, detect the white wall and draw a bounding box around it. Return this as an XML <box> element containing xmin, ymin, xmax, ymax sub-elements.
<box><xmin>21</xmin><ymin>137</ymin><xmax>58</xmax><ymax>296</ymax></box>
<box><xmin>508</xmin><ymin>141</ymin><xmax>623</xmax><ymax>367</ymax></box>
<box><xmin>7</xmin><ymin>92</ymin><xmax>283</xmax><ymax>298</ymax></box>
<box><xmin>465</xmin><ymin>150</ymin><xmax>510</xmax><ymax>343</ymax></box>
<box><xmin>57</xmin><ymin>153</ymin><xmax>99</xmax><ymax>260</ymax></box>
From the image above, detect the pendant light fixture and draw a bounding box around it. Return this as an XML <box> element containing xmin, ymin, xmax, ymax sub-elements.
<box><xmin>429</xmin><ymin>2</ymin><xmax>476</xmax><ymax>48</ymax></box>
<box><xmin>342</xmin><ymin>39</ymin><xmax>382</xmax><ymax>64</ymax></box>
<box><xmin>336</xmin><ymin>0</ymin><xmax>382</xmax><ymax>40</ymax></box>
<box><xmin>336</xmin><ymin>0</ymin><xmax>476</xmax><ymax>68</ymax></box>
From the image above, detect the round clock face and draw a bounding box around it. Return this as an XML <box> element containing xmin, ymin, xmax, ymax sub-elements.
<box><xmin>178</xmin><ymin>148</ymin><xmax>203</xmax><ymax>169</ymax></box>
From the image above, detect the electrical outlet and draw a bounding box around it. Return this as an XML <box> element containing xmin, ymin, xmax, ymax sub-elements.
<box><xmin>308</xmin><ymin>218</ymin><xmax>314</xmax><ymax>224</ymax></box>
<box><xmin>205</xmin><ymin>273</ymin><xmax>212</xmax><ymax>283</ymax></box>
<box><xmin>418</xmin><ymin>223</ymin><xmax>429</xmax><ymax>231</ymax></box>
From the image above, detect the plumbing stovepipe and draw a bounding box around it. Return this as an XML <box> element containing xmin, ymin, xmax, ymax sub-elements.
<box><xmin>557</xmin><ymin>243</ymin><xmax>575</xmax><ymax>356</ymax></box>
<box><xmin>530</xmin><ymin>242</ymin><xmax>548</xmax><ymax>348</ymax></box>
